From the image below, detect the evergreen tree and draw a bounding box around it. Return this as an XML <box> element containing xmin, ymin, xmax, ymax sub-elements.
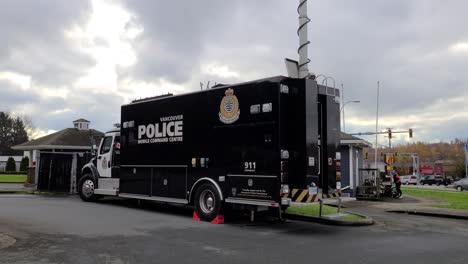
<box><xmin>0</xmin><ymin>112</ymin><xmax>29</xmax><ymax>155</ymax></box>
<box><xmin>20</xmin><ymin>156</ymin><xmax>29</xmax><ymax>171</ymax></box>
<box><xmin>5</xmin><ymin>157</ymin><xmax>16</xmax><ymax>172</ymax></box>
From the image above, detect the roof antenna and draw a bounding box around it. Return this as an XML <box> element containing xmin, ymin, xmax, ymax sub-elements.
<box><xmin>285</xmin><ymin>0</ymin><xmax>315</xmax><ymax>79</ymax></box>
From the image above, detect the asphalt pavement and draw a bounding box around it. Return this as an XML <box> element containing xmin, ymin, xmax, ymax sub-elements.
<box><xmin>1</xmin><ymin>195</ymin><xmax>468</xmax><ymax>264</ymax></box>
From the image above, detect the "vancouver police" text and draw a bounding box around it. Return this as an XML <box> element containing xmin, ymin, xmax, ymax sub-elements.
<box><xmin>138</xmin><ymin>115</ymin><xmax>183</xmax><ymax>144</ymax></box>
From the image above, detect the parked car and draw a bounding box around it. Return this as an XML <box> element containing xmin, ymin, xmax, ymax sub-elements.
<box><xmin>408</xmin><ymin>175</ymin><xmax>418</xmax><ymax>185</ymax></box>
<box><xmin>401</xmin><ymin>175</ymin><xmax>411</xmax><ymax>184</ymax></box>
<box><xmin>453</xmin><ymin>178</ymin><xmax>468</xmax><ymax>191</ymax></box>
<box><xmin>420</xmin><ymin>175</ymin><xmax>451</xmax><ymax>186</ymax></box>
<box><xmin>401</xmin><ymin>175</ymin><xmax>418</xmax><ymax>185</ymax></box>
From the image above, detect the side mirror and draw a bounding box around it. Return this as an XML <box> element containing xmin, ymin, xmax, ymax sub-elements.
<box><xmin>91</xmin><ymin>145</ymin><xmax>97</xmax><ymax>156</ymax></box>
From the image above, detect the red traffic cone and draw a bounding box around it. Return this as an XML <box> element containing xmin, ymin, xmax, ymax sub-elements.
<box><xmin>210</xmin><ymin>215</ymin><xmax>224</xmax><ymax>224</ymax></box>
<box><xmin>192</xmin><ymin>211</ymin><xmax>201</xmax><ymax>221</ymax></box>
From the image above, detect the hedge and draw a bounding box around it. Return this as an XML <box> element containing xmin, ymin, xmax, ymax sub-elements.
<box><xmin>0</xmin><ymin>171</ymin><xmax>27</xmax><ymax>175</ymax></box>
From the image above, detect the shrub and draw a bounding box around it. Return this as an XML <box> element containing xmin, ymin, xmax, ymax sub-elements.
<box><xmin>0</xmin><ymin>171</ymin><xmax>27</xmax><ymax>175</ymax></box>
<box><xmin>20</xmin><ymin>156</ymin><xmax>29</xmax><ymax>171</ymax></box>
<box><xmin>5</xmin><ymin>157</ymin><xmax>16</xmax><ymax>172</ymax></box>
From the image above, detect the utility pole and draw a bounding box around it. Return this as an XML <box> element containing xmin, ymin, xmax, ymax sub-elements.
<box><xmin>375</xmin><ymin>81</ymin><xmax>380</xmax><ymax>169</ymax></box>
<box><xmin>341</xmin><ymin>83</ymin><xmax>345</xmax><ymax>131</ymax></box>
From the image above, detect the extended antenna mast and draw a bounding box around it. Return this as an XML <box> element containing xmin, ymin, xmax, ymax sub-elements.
<box><xmin>298</xmin><ymin>0</ymin><xmax>312</xmax><ymax>78</ymax></box>
<box><xmin>285</xmin><ymin>0</ymin><xmax>315</xmax><ymax>79</ymax></box>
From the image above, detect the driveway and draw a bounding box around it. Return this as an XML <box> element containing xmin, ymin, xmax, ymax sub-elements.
<box><xmin>1</xmin><ymin>195</ymin><xmax>468</xmax><ymax>264</ymax></box>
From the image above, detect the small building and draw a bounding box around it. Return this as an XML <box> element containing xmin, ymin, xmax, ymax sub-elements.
<box><xmin>12</xmin><ymin>119</ymin><xmax>103</xmax><ymax>193</ymax></box>
<box><xmin>340</xmin><ymin>132</ymin><xmax>372</xmax><ymax>196</ymax></box>
<box><xmin>434</xmin><ymin>160</ymin><xmax>456</xmax><ymax>177</ymax></box>
<box><xmin>0</xmin><ymin>156</ymin><xmax>24</xmax><ymax>172</ymax></box>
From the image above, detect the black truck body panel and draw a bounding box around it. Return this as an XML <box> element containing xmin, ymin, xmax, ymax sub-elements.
<box><xmin>118</xmin><ymin>76</ymin><xmax>340</xmax><ymax>205</ymax></box>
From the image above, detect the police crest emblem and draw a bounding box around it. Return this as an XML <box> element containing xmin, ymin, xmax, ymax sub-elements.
<box><xmin>219</xmin><ymin>88</ymin><xmax>240</xmax><ymax>124</ymax></box>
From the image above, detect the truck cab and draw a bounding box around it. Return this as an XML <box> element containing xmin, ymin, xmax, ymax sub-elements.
<box><xmin>79</xmin><ymin>129</ymin><xmax>121</xmax><ymax>200</ymax></box>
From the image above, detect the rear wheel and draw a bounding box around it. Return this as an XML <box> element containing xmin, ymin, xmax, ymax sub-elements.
<box><xmin>457</xmin><ymin>186</ymin><xmax>463</xmax><ymax>192</ymax></box>
<box><xmin>78</xmin><ymin>174</ymin><xmax>98</xmax><ymax>202</ymax></box>
<box><xmin>194</xmin><ymin>183</ymin><xmax>222</xmax><ymax>221</ymax></box>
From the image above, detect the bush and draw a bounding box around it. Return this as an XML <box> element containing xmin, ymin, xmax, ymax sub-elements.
<box><xmin>20</xmin><ymin>156</ymin><xmax>29</xmax><ymax>171</ymax></box>
<box><xmin>0</xmin><ymin>171</ymin><xmax>27</xmax><ymax>175</ymax></box>
<box><xmin>5</xmin><ymin>157</ymin><xmax>16</xmax><ymax>171</ymax></box>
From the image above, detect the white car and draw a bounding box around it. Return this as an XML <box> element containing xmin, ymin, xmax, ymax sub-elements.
<box><xmin>401</xmin><ymin>175</ymin><xmax>418</xmax><ymax>185</ymax></box>
<box><xmin>407</xmin><ymin>175</ymin><xmax>418</xmax><ymax>185</ymax></box>
<box><xmin>401</xmin><ymin>175</ymin><xmax>411</xmax><ymax>184</ymax></box>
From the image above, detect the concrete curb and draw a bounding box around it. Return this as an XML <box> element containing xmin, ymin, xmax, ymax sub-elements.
<box><xmin>387</xmin><ymin>210</ymin><xmax>468</xmax><ymax>220</ymax></box>
<box><xmin>0</xmin><ymin>190</ymin><xmax>69</xmax><ymax>196</ymax></box>
<box><xmin>0</xmin><ymin>233</ymin><xmax>16</xmax><ymax>249</ymax></box>
<box><xmin>284</xmin><ymin>211</ymin><xmax>374</xmax><ymax>226</ymax></box>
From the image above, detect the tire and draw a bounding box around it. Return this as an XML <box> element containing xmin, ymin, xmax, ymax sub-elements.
<box><xmin>405</xmin><ymin>182</ymin><xmax>409</xmax><ymax>185</ymax></box>
<box><xmin>391</xmin><ymin>187</ymin><xmax>402</xmax><ymax>198</ymax></box>
<box><xmin>194</xmin><ymin>183</ymin><xmax>222</xmax><ymax>221</ymax></box>
<box><xmin>78</xmin><ymin>174</ymin><xmax>98</xmax><ymax>202</ymax></box>
<box><xmin>457</xmin><ymin>186</ymin><xmax>463</xmax><ymax>192</ymax></box>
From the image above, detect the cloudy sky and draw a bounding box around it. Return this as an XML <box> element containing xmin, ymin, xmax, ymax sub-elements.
<box><xmin>0</xmin><ymin>0</ymin><xmax>467</xmax><ymax>145</ymax></box>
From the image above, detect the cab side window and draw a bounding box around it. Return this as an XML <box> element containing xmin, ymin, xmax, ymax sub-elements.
<box><xmin>100</xmin><ymin>136</ymin><xmax>113</xmax><ymax>155</ymax></box>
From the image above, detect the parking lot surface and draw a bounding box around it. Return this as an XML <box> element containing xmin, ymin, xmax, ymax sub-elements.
<box><xmin>1</xmin><ymin>195</ymin><xmax>468</xmax><ymax>264</ymax></box>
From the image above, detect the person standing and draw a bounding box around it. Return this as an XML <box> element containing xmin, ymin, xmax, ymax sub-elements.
<box><xmin>392</xmin><ymin>168</ymin><xmax>402</xmax><ymax>198</ymax></box>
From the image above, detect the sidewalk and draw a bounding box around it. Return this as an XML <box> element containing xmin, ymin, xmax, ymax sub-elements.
<box><xmin>0</xmin><ymin>183</ymin><xmax>27</xmax><ymax>192</ymax></box>
<box><xmin>0</xmin><ymin>183</ymin><xmax>38</xmax><ymax>194</ymax></box>
<box><xmin>341</xmin><ymin>195</ymin><xmax>468</xmax><ymax>220</ymax></box>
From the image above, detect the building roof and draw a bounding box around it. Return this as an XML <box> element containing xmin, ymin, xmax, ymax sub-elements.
<box><xmin>73</xmin><ymin>118</ymin><xmax>90</xmax><ymax>123</ymax></box>
<box><xmin>340</xmin><ymin>132</ymin><xmax>372</xmax><ymax>147</ymax></box>
<box><xmin>12</xmin><ymin>128</ymin><xmax>103</xmax><ymax>151</ymax></box>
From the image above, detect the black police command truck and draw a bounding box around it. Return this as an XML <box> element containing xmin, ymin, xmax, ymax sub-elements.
<box><xmin>79</xmin><ymin>76</ymin><xmax>341</xmax><ymax>221</ymax></box>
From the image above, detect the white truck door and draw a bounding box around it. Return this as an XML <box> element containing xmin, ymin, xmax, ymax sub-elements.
<box><xmin>97</xmin><ymin>135</ymin><xmax>114</xmax><ymax>177</ymax></box>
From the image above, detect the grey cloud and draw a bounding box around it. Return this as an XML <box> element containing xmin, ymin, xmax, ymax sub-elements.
<box><xmin>1</xmin><ymin>0</ymin><xmax>468</xmax><ymax>143</ymax></box>
<box><xmin>0</xmin><ymin>0</ymin><xmax>94</xmax><ymax>87</ymax></box>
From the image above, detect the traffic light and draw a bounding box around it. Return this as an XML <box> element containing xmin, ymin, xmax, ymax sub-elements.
<box><xmin>388</xmin><ymin>128</ymin><xmax>392</xmax><ymax>139</ymax></box>
<box><xmin>409</xmin><ymin>128</ymin><xmax>413</xmax><ymax>138</ymax></box>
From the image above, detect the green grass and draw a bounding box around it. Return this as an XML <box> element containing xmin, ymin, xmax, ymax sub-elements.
<box><xmin>402</xmin><ymin>187</ymin><xmax>468</xmax><ymax>210</ymax></box>
<box><xmin>0</xmin><ymin>174</ymin><xmax>27</xmax><ymax>183</ymax></box>
<box><xmin>286</xmin><ymin>204</ymin><xmax>365</xmax><ymax>221</ymax></box>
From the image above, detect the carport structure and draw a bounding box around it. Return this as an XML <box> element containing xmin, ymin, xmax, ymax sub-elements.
<box><xmin>340</xmin><ymin>132</ymin><xmax>372</xmax><ymax>196</ymax></box>
<box><xmin>12</xmin><ymin>119</ymin><xmax>103</xmax><ymax>193</ymax></box>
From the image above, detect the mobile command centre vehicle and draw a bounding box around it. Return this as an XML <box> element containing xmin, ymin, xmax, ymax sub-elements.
<box><xmin>78</xmin><ymin>76</ymin><xmax>341</xmax><ymax>221</ymax></box>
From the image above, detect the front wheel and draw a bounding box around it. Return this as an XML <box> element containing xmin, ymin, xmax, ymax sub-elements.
<box><xmin>392</xmin><ymin>187</ymin><xmax>402</xmax><ymax>198</ymax></box>
<box><xmin>457</xmin><ymin>186</ymin><xmax>463</xmax><ymax>192</ymax></box>
<box><xmin>194</xmin><ymin>183</ymin><xmax>222</xmax><ymax>221</ymax></box>
<box><xmin>78</xmin><ymin>174</ymin><xmax>98</xmax><ymax>202</ymax></box>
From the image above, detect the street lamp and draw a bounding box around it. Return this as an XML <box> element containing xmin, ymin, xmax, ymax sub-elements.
<box><xmin>341</xmin><ymin>100</ymin><xmax>360</xmax><ymax>132</ymax></box>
